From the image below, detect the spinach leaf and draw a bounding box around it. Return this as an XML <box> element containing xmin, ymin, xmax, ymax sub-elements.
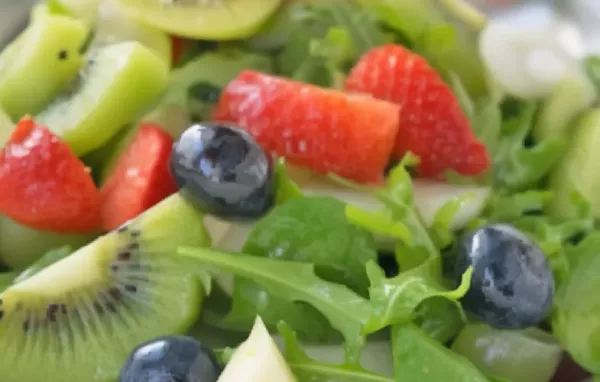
<box><xmin>391</xmin><ymin>324</ymin><xmax>488</xmax><ymax>382</ymax></box>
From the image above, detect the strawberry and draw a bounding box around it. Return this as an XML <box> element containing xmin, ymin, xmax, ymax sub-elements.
<box><xmin>213</xmin><ymin>70</ymin><xmax>400</xmax><ymax>183</ymax></box>
<box><xmin>0</xmin><ymin>117</ymin><xmax>101</xmax><ymax>233</ymax></box>
<box><xmin>100</xmin><ymin>124</ymin><xmax>178</xmax><ymax>231</ymax></box>
<box><xmin>345</xmin><ymin>44</ymin><xmax>490</xmax><ymax>178</ymax></box>
<box><xmin>171</xmin><ymin>36</ymin><xmax>186</xmax><ymax>66</ymax></box>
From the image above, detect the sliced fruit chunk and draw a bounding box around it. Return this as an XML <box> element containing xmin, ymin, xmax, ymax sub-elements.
<box><xmin>0</xmin><ymin>9</ymin><xmax>87</xmax><ymax>120</ymax></box>
<box><xmin>37</xmin><ymin>41</ymin><xmax>169</xmax><ymax>156</ymax></box>
<box><xmin>213</xmin><ymin>70</ymin><xmax>400</xmax><ymax>184</ymax></box>
<box><xmin>549</xmin><ymin>108</ymin><xmax>600</xmax><ymax>217</ymax></box>
<box><xmin>0</xmin><ymin>216</ymin><xmax>93</xmax><ymax>270</ymax></box>
<box><xmin>91</xmin><ymin>0</ymin><xmax>172</xmax><ymax>66</ymax></box>
<box><xmin>56</xmin><ymin>0</ymin><xmax>101</xmax><ymax>23</ymax></box>
<box><xmin>100</xmin><ymin>124</ymin><xmax>178</xmax><ymax>230</ymax></box>
<box><xmin>345</xmin><ymin>44</ymin><xmax>490</xmax><ymax>178</ymax></box>
<box><xmin>0</xmin><ymin>118</ymin><xmax>101</xmax><ymax>233</ymax></box>
<box><xmin>534</xmin><ymin>72</ymin><xmax>596</xmax><ymax>141</ymax></box>
<box><xmin>111</xmin><ymin>0</ymin><xmax>282</xmax><ymax>40</ymax></box>
<box><xmin>0</xmin><ymin>193</ymin><xmax>209</xmax><ymax>382</ymax></box>
<box><xmin>218</xmin><ymin>316</ymin><xmax>296</xmax><ymax>382</ymax></box>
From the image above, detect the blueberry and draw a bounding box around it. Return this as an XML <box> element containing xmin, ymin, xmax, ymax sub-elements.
<box><xmin>455</xmin><ymin>224</ymin><xmax>555</xmax><ymax>329</ymax></box>
<box><xmin>119</xmin><ymin>336</ymin><xmax>222</xmax><ymax>382</ymax></box>
<box><xmin>170</xmin><ymin>123</ymin><xmax>275</xmax><ymax>219</ymax></box>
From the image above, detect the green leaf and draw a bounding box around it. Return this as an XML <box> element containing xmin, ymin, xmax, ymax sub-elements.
<box><xmin>414</xmin><ymin>297</ymin><xmax>465</xmax><ymax>344</ymax></box>
<box><xmin>391</xmin><ymin>324</ymin><xmax>488</xmax><ymax>382</ymax></box>
<box><xmin>493</xmin><ymin>102</ymin><xmax>568</xmax><ymax>192</ymax></box>
<box><xmin>585</xmin><ymin>55</ymin><xmax>600</xmax><ymax>95</ymax></box>
<box><xmin>277</xmin><ymin>1</ymin><xmax>388</xmax><ymax>87</ymax></box>
<box><xmin>275</xmin><ymin>158</ymin><xmax>304</xmax><ymax>205</ymax></box>
<box><xmin>429</xmin><ymin>192</ymin><xmax>476</xmax><ymax>249</ymax></box>
<box><xmin>278</xmin><ymin>322</ymin><xmax>394</xmax><ymax>382</ymax></box>
<box><xmin>220</xmin><ymin>197</ymin><xmax>377</xmax><ymax>343</ymax></box>
<box><xmin>364</xmin><ymin>259</ymin><xmax>472</xmax><ymax>333</ymax></box>
<box><xmin>485</xmin><ymin>191</ymin><xmax>554</xmax><ymax>221</ymax></box>
<box><xmin>164</xmin><ymin>50</ymin><xmax>272</xmax><ymax>110</ymax></box>
<box><xmin>178</xmin><ymin>247</ymin><xmax>373</xmax><ymax>364</ymax></box>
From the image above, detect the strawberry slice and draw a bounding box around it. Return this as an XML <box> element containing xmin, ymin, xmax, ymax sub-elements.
<box><xmin>213</xmin><ymin>70</ymin><xmax>400</xmax><ymax>184</ymax></box>
<box><xmin>171</xmin><ymin>36</ymin><xmax>186</xmax><ymax>66</ymax></box>
<box><xmin>345</xmin><ymin>44</ymin><xmax>490</xmax><ymax>178</ymax></box>
<box><xmin>100</xmin><ymin>124</ymin><xmax>178</xmax><ymax>231</ymax></box>
<box><xmin>0</xmin><ymin>117</ymin><xmax>101</xmax><ymax>233</ymax></box>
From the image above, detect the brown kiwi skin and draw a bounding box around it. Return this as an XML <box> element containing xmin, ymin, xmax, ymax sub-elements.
<box><xmin>0</xmin><ymin>194</ymin><xmax>208</xmax><ymax>382</ymax></box>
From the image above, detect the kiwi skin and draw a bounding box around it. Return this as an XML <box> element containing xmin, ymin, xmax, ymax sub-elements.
<box><xmin>0</xmin><ymin>193</ymin><xmax>210</xmax><ymax>382</ymax></box>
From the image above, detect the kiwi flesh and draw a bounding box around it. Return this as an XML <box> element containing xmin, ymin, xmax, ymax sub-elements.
<box><xmin>0</xmin><ymin>193</ymin><xmax>210</xmax><ymax>382</ymax></box>
<box><xmin>91</xmin><ymin>0</ymin><xmax>173</xmax><ymax>67</ymax></box>
<box><xmin>112</xmin><ymin>0</ymin><xmax>282</xmax><ymax>40</ymax></box>
<box><xmin>0</xmin><ymin>106</ymin><xmax>14</xmax><ymax>148</ymax></box>
<box><xmin>37</xmin><ymin>41</ymin><xmax>169</xmax><ymax>156</ymax></box>
<box><xmin>0</xmin><ymin>7</ymin><xmax>88</xmax><ymax>121</ymax></box>
<box><xmin>0</xmin><ymin>216</ymin><xmax>94</xmax><ymax>271</ymax></box>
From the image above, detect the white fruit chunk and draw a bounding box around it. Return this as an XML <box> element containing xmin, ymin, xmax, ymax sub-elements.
<box><xmin>218</xmin><ymin>317</ymin><xmax>297</xmax><ymax>382</ymax></box>
<box><xmin>480</xmin><ymin>18</ymin><xmax>584</xmax><ymax>99</ymax></box>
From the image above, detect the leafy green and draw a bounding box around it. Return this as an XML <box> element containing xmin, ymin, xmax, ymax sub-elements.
<box><xmin>178</xmin><ymin>246</ymin><xmax>373</xmax><ymax>363</ymax></box>
<box><xmin>414</xmin><ymin>297</ymin><xmax>465</xmax><ymax>344</ymax></box>
<box><xmin>493</xmin><ymin>103</ymin><xmax>567</xmax><ymax>192</ymax></box>
<box><xmin>277</xmin><ymin>0</ymin><xmax>388</xmax><ymax>87</ymax></box>
<box><xmin>553</xmin><ymin>229</ymin><xmax>600</xmax><ymax>374</ymax></box>
<box><xmin>163</xmin><ymin>50</ymin><xmax>272</xmax><ymax>115</ymax></box>
<box><xmin>275</xmin><ymin>158</ymin><xmax>304</xmax><ymax>205</ymax></box>
<box><xmin>585</xmin><ymin>56</ymin><xmax>600</xmax><ymax>95</ymax></box>
<box><xmin>278</xmin><ymin>322</ymin><xmax>394</xmax><ymax>382</ymax></box>
<box><xmin>219</xmin><ymin>196</ymin><xmax>377</xmax><ymax>342</ymax></box>
<box><xmin>391</xmin><ymin>324</ymin><xmax>488</xmax><ymax>382</ymax></box>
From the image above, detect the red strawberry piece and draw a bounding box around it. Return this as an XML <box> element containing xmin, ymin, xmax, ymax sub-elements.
<box><xmin>171</xmin><ymin>36</ymin><xmax>186</xmax><ymax>66</ymax></box>
<box><xmin>0</xmin><ymin>117</ymin><xmax>101</xmax><ymax>233</ymax></box>
<box><xmin>213</xmin><ymin>70</ymin><xmax>400</xmax><ymax>184</ymax></box>
<box><xmin>100</xmin><ymin>124</ymin><xmax>178</xmax><ymax>231</ymax></box>
<box><xmin>345</xmin><ymin>44</ymin><xmax>490</xmax><ymax>178</ymax></box>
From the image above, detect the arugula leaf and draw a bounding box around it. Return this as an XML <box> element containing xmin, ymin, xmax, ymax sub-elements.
<box><xmin>493</xmin><ymin>102</ymin><xmax>567</xmax><ymax>192</ymax></box>
<box><xmin>364</xmin><ymin>259</ymin><xmax>472</xmax><ymax>333</ymax></box>
<box><xmin>178</xmin><ymin>247</ymin><xmax>373</xmax><ymax>363</ymax></box>
<box><xmin>277</xmin><ymin>0</ymin><xmax>388</xmax><ymax>87</ymax></box>
<box><xmin>219</xmin><ymin>196</ymin><xmax>377</xmax><ymax>343</ymax></box>
<box><xmin>391</xmin><ymin>324</ymin><xmax>488</xmax><ymax>382</ymax></box>
<box><xmin>278</xmin><ymin>322</ymin><xmax>394</xmax><ymax>382</ymax></box>
<box><xmin>585</xmin><ymin>56</ymin><xmax>600</xmax><ymax>95</ymax></box>
<box><xmin>163</xmin><ymin>50</ymin><xmax>272</xmax><ymax>114</ymax></box>
<box><xmin>275</xmin><ymin>158</ymin><xmax>304</xmax><ymax>205</ymax></box>
<box><xmin>414</xmin><ymin>297</ymin><xmax>465</xmax><ymax>344</ymax></box>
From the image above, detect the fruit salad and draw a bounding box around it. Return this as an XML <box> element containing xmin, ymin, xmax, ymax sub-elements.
<box><xmin>0</xmin><ymin>0</ymin><xmax>599</xmax><ymax>381</ymax></box>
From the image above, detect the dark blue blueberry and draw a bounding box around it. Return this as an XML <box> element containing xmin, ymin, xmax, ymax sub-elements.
<box><xmin>170</xmin><ymin>123</ymin><xmax>275</xmax><ymax>219</ymax></box>
<box><xmin>119</xmin><ymin>336</ymin><xmax>221</xmax><ymax>382</ymax></box>
<box><xmin>455</xmin><ymin>224</ymin><xmax>555</xmax><ymax>329</ymax></box>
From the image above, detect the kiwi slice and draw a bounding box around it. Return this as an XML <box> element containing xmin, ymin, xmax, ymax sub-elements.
<box><xmin>91</xmin><ymin>0</ymin><xmax>173</xmax><ymax>66</ymax></box>
<box><xmin>0</xmin><ymin>8</ymin><xmax>87</xmax><ymax>121</ymax></box>
<box><xmin>0</xmin><ymin>194</ymin><xmax>210</xmax><ymax>382</ymax></box>
<box><xmin>112</xmin><ymin>0</ymin><xmax>282</xmax><ymax>40</ymax></box>
<box><xmin>0</xmin><ymin>216</ymin><xmax>94</xmax><ymax>270</ymax></box>
<box><xmin>37</xmin><ymin>41</ymin><xmax>169</xmax><ymax>156</ymax></box>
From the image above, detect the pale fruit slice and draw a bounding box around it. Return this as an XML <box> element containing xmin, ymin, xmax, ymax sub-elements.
<box><xmin>534</xmin><ymin>72</ymin><xmax>596</xmax><ymax>141</ymax></box>
<box><xmin>549</xmin><ymin>108</ymin><xmax>600</xmax><ymax>218</ymax></box>
<box><xmin>37</xmin><ymin>41</ymin><xmax>169</xmax><ymax>156</ymax></box>
<box><xmin>111</xmin><ymin>0</ymin><xmax>282</xmax><ymax>40</ymax></box>
<box><xmin>0</xmin><ymin>9</ymin><xmax>87</xmax><ymax>120</ymax></box>
<box><xmin>91</xmin><ymin>0</ymin><xmax>172</xmax><ymax>66</ymax></box>
<box><xmin>218</xmin><ymin>316</ymin><xmax>296</xmax><ymax>382</ymax></box>
<box><xmin>56</xmin><ymin>0</ymin><xmax>101</xmax><ymax>24</ymax></box>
